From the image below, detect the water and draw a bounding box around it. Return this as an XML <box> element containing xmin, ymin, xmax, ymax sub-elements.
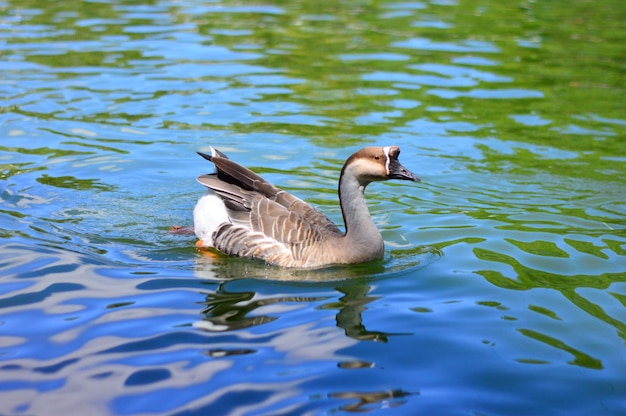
<box><xmin>1</xmin><ymin>0</ymin><xmax>625</xmax><ymax>414</ymax></box>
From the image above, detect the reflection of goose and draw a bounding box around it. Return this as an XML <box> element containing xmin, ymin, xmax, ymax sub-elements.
<box><xmin>329</xmin><ymin>389</ymin><xmax>413</xmax><ymax>412</ymax></box>
<box><xmin>194</xmin><ymin>146</ymin><xmax>419</xmax><ymax>268</ymax></box>
<box><xmin>194</xmin><ymin>281</ymin><xmax>404</xmax><ymax>343</ymax></box>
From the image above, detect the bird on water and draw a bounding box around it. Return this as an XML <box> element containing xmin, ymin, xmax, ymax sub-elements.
<box><xmin>193</xmin><ymin>146</ymin><xmax>420</xmax><ymax>268</ymax></box>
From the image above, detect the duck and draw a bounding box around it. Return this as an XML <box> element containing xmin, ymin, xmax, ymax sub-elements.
<box><xmin>193</xmin><ymin>146</ymin><xmax>420</xmax><ymax>268</ymax></box>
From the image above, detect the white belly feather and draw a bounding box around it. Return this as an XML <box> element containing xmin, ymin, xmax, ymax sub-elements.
<box><xmin>193</xmin><ymin>191</ymin><xmax>230</xmax><ymax>247</ymax></box>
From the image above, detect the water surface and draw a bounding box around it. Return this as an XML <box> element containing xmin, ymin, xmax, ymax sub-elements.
<box><xmin>1</xmin><ymin>0</ymin><xmax>625</xmax><ymax>414</ymax></box>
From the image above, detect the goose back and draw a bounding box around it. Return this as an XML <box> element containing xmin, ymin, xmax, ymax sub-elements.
<box><xmin>195</xmin><ymin>150</ymin><xmax>343</xmax><ymax>267</ymax></box>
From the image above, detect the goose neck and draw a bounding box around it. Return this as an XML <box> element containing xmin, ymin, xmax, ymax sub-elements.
<box><xmin>338</xmin><ymin>168</ymin><xmax>383</xmax><ymax>251</ymax></box>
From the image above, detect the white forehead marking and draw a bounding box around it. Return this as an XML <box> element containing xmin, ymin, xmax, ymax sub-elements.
<box><xmin>383</xmin><ymin>146</ymin><xmax>392</xmax><ymax>175</ymax></box>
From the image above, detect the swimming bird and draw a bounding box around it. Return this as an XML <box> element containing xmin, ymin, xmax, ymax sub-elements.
<box><xmin>193</xmin><ymin>146</ymin><xmax>420</xmax><ymax>268</ymax></box>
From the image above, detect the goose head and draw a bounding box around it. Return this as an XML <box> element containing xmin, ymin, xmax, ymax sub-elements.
<box><xmin>341</xmin><ymin>146</ymin><xmax>420</xmax><ymax>186</ymax></box>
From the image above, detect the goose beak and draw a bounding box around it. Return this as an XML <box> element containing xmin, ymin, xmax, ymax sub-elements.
<box><xmin>388</xmin><ymin>160</ymin><xmax>420</xmax><ymax>182</ymax></box>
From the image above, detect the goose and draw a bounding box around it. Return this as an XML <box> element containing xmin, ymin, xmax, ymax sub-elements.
<box><xmin>193</xmin><ymin>146</ymin><xmax>420</xmax><ymax>268</ymax></box>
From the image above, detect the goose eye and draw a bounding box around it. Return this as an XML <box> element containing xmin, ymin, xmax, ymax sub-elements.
<box><xmin>374</xmin><ymin>156</ymin><xmax>381</xmax><ymax>160</ymax></box>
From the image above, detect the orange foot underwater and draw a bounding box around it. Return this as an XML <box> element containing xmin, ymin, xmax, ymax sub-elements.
<box><xmin>169</xmin><ymin>225</ymin><xmax>195</xmax><ymax>235</ymax></box>
<box><xmin>195</xmin><ymin>240</ymin><xmax>222</xmax><ymax>259</ymax></box>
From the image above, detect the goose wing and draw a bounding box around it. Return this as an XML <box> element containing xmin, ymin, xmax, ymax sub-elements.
<box><xmin>197</xmin><ymin>150</ymin><xmax>342</xmax><ymax>263</ymax></box>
